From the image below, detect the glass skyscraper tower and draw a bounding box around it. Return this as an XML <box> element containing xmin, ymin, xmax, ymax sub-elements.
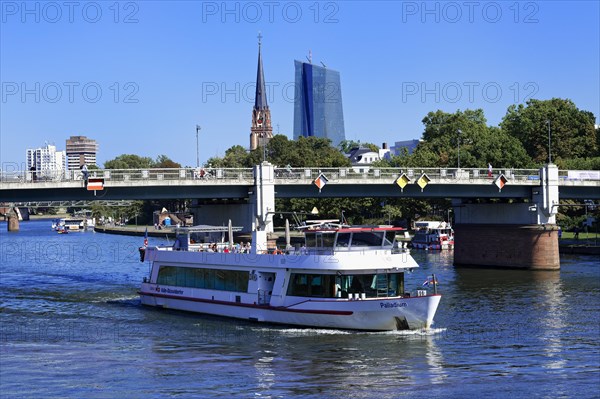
<box><xmin>293</xmin><ymin>61</ymin><xmax>345</xmax><ymax>147</ymax></box>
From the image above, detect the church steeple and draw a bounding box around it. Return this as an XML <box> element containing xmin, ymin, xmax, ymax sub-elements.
<box><xmin>250</xmin><ymin>32</ymin><xmax>273</xmax><ymax>151</ymax></box>
<box><xmin>254</xmin><ymin>33</ymin><xmax>268</xmax><ymax>110</ymax></box>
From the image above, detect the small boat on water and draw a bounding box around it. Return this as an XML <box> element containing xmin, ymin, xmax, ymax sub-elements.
<box><xmin>51</xmin><ymin>217</ymin><xmax>95</xmax><ymax>231</ymax></box>
<box><xmin>139</xmin><ymin>222</ymin><xmax>441</xmax><ymax>331</ymax></box>
<box><xmin>411</xmin><ymin>221</ymin><xmax>454</xmax><ymax>250</ymax></box>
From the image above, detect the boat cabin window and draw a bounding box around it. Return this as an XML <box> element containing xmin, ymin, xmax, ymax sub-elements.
<box><xmin>335</xmin><ymin>233</ymin><xmax>351</xmax><ymax>247</ymax></box>
<box><xmin>157</xmin><ymin>266</ymin><xmax>248</xmax><ymax>292</ymax></box>
<box><xmin>334</xmin><ymin>231</ymin><xmax>397</xmax><ymax>249</ymax></box>
<box><xmin>286</xmin><ymin>274</ymin><xmax>335</xmax><ymax>297</ymax></box>
<box><xmin>384</xmin><ymin>231</ymin><xmax>396</xmax><ymax>246</ymax></box>
<box><xmin>339</xmin><ymin>273</ymin><xmax>404</xmax><ymax>298</ymax></box>
<box><xmin>305</xmin><ymin>232</ymin><xmax>336</xmax><ymax>248</ymax></box>
<box><xmin>287</xmin><ymin>272</ymin><xmax>404</xmax><ymax>298</ymax></box>
<box><xmin>349</xmin><ymin>232</ymin><xmax>385</xmax><ymax>247</ymax></box>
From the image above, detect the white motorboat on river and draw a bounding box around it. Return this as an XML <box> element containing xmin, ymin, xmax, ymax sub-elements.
<box><xmin>139</xmin><ymin>222</ymin><xmax>441</xmax><ymax>331</ymax></box>
<box><xmin>411</xmin><ymin>221</ymin><xmax>454</xmax><ymax>250</ymax></box>
<box><xmin>51</xmin><ymin>217</ymin><xmax>95</xmax><ymax>231</ymax></box>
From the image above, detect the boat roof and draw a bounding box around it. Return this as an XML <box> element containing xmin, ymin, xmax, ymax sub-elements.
<box><xmin>301</xmin><ymin>224</ymin><xmax>406</xmax><ymax>233</ymax></box>
<box><xmin>414</xmin><ymin>221</ymin><xmax>451</xmax><ymax>228</ymax></box>
<box><xmin>174</xmin><ymin>224</ymin><xmax>243</xmax><ymax>233</ymax></box>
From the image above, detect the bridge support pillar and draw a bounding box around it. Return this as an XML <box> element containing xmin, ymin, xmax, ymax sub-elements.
<box><xmin>249</xmin><ymin>162</ymin><xmax>275</xmax><ymax>252</ymax></box>
<box><xmin>453</xmin><ymin>164</ymin><xmax>560</xmax><ymax>270</ymax></box>
<box><xmin>454</xmin><ymin>223</ymin><xmax>559</xmax><ymax>270</ymax></box>
<box><xmin>7</xmin><ymin>208</ymin><xmax>19</xmax><ymax>232</ymax></box>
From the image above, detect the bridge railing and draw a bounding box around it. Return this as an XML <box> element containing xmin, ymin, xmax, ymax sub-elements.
<box><xmin>0</xmin><ymin>169</ymin><xmax>70</xmax><ymax>182</ymax></box>
<box><xmin>2</xmin><ymin>167</ymin><xmax>598</xmax><ymax>185</ymax></box>
<box><xmin>276</xmin><ymin>167</ymin><xmax>544</xmax><ymax>182</ymax></box>
<box><xmin>0</xmin><ymin>168</ymin><xmax>256</xmax><ymax>183</ymax></box>
<box><xmin>91</xmin><ymin>168</ymin><xmax>255</xmax><ymax>183</ymax></box>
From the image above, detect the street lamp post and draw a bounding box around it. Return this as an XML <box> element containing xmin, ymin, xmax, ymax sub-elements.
<box><xmin>457</xmin><ymin>129</ymin><xmax>462</xmax><ymax>170</ymax></box>
<box><xmin>195</xmin><ymin>125</ymin><xmax>201</xmax><ymax>168</ymax></box>
<box><xmin>546</xmin><ymin>120</ymin><xmax>551</xmax><ymax>164</ymax></box>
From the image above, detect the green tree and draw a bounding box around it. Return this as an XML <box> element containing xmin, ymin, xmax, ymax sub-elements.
<box><xmin>559</xmin><ymin>157</ymin><xmax>600</xmax><ymax>170</ymax></box>
<box><xmin>103</xmin><ymin>154</ymin><xmax>155</xmax><ymax>169</ymax></box>
<box><xmin>418</xmin><ymin>108</ymin><xmax>533</xmax><ymax>169</ymax></box>
<box><xmin>250</xmin><ymin>135</ymin><xmax>351</xmax><ymax>168</ymax></box>
<box><xmin>338</xmin><ymin>140</ymin><xmax>379</xmax><ymax>153</ymax></box>
<box><xmin>376</xmin><ymin>109</ymin><xmax>533</xmax><ymax>169</ymax></box>
<box><xmin>206</xmin><ymin>145</ymin><xmax>250</xmax><ymax>168</ymax></box>
<box><xmin>206</xmin><ymin>135</ymin><xmax>351</xmax><ymax>169</ymax></box>
<box><xmin>500</xmin><ymin>98</ymin><xmax>598</xmax><ymax>163</ymax></box>
<box><xmin>381</xmin><ymin>204</ymin><xmax>402</xmax><ymax>224</ymax></box>
<box><xmin>154</xmin><ymin>155</ymin><xmax>181</xmax><ymax>168</ymax></box>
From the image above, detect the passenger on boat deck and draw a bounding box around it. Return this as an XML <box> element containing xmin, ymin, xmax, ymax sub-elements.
<box><xmin>350</xmin><ymin>277</ymin><xmax>363</xmax><ymax>293</ymax></box>
<box><xmin>300</xmin><ymin>244</ymin><xmax>308</xmax><ymax>254</ymax></box>
<box><xmin>173</xmin><ymin>237</ymin><xmax>181</xmax><ymax>250</ymax></box>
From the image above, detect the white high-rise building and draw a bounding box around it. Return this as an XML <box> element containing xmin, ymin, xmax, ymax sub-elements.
<box><xmin>26</xmin><ymin>143</ymin><xmax>66</xmax><ymax>180</ymax></box>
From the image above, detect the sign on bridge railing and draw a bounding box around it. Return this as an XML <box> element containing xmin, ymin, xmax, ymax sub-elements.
<box><xmin>87</xmin><ymin>178</ymin><xmax>104</xmax><ymax>191</ymax></box>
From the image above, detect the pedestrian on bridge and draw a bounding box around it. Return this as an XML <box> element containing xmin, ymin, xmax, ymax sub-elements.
<box><xmin>81</xmin><ymin>163</ymin><xmax>89</xmax><ymax>185</ymax></box>
<box><xmin>488</xmin><ymin>163</ymin><xmax>493</xmax><ymax>178</ymax></box>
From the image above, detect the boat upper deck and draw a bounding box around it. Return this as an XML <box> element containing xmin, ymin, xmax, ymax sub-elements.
<box><xmin>301</xmin><ymin>225</ymin><xmax>407</xmax><ymax>253</ymax></box>
<box><xmin>153</xmin><ymin>223</ymin><xmax>410</xmax><ymax>260</ymax></box>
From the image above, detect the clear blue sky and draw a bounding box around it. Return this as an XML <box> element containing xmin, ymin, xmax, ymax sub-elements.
<box><xmin>1</xmin><ymin>1</ymin><xmax>599</xmax><ymax>168</ymax></box>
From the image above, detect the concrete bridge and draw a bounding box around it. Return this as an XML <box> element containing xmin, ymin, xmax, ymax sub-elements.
<box><xmin>2</xmin><ymin>163</ymin><xmax>599</xmax><ymax>270</ymax></box>
<box><xmin>1</xmin><ymin>165</ymin><xmax>598</xmax><ymax>201</ymax></box>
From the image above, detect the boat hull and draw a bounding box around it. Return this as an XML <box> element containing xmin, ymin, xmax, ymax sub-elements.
<box><xmin>411</xmin><ymin>241</ymin><xmax>453</xmax><ymax>250</ymax></box>
<box><xmin>140</xmin><ymin>283</ymin><xmax>441</xmax><ymax>331</ymax></box>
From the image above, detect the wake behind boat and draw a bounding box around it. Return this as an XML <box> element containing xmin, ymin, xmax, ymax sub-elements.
<box><xmin>139</xmin><ymin>222</ymin><xmax>441</xmax><ymax>331</ymax></box>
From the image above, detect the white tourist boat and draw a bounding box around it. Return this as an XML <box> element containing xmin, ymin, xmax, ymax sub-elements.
<box><xmin>411</xmin><ymin>221</ymin><xmax>454</xmax><ymax>250</ymax></box>
<box><xmin>51</xmin><ymin>217</ymin><xmax>95</xmax><ymax>231</ymax></box>
<box><xmin>139</xmin><ymin>222</ymin><xmax>441</xmax><ymax>331</ymax></box>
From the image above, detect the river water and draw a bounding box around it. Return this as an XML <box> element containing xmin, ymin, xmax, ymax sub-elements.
<box><xmin>1</xmin><ymin>220</ymin><xmax>599</xmax><ymax>398</ymax></box>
